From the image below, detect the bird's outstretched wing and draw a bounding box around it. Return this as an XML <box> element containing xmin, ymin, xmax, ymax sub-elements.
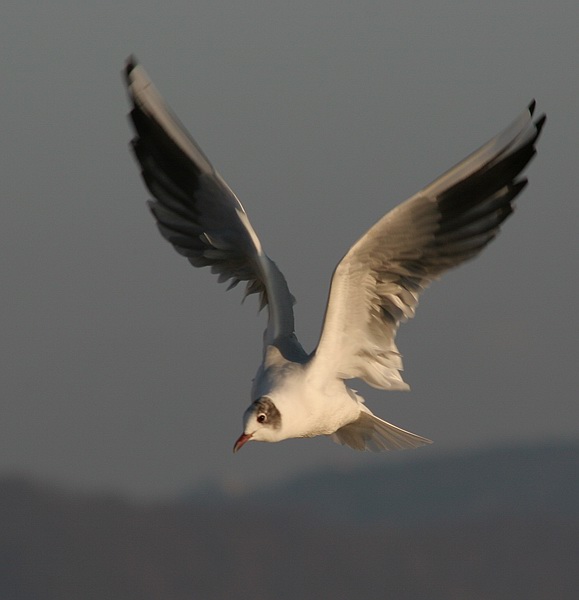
<box><xmin>310</xmin><ymin>103</ymin><xmax>546</xmax><ymax>390</ymax></box>
<box><xmin>124</xmin><ymin>58</ymin><xmax>301</xmax><ymax>355</ymax></box>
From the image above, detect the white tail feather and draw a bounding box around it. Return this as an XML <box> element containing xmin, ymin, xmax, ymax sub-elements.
<box><xmin>331</xmin><ymin>411</ymin><xmax>432</xmax><ymax>452</ymax></box>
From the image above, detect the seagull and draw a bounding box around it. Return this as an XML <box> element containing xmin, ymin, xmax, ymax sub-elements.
<box><xmin>124</xmin><ymin>58</ymin><xmax>545</xmax><ymax>454</ymax></box>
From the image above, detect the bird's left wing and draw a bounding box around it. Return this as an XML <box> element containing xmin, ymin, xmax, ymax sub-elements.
<box><xmin>309</xmin><ymin>103</ymin><xmax>545</xmax><ymax>390</ymax></box>
<box><xmin>124</xmin><ymin>58</ymin><xmax>299</xmax><ymax>353</ymax></box>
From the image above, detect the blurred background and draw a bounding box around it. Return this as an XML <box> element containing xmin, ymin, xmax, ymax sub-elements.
<box><xmin>1</xmin><ymin>1</ymin><xmax>578</xmax><ymax>598</ymax></box>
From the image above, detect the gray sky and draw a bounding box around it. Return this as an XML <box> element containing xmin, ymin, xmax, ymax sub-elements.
<box><xmin>1</xmin><ymin>0</ymin><xmax>577</xmax><ymax>498</ymax></box>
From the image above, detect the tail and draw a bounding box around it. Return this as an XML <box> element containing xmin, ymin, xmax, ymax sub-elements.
<box><xmin>331</xmin><ymin>411</ymin><xmax>432</xmax><ymax>452</ymax></box>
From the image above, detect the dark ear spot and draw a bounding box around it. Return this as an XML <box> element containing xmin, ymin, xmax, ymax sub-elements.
<box><xmin>254</xmin><ymin>397</ymin><xmax>281</xmax><ymax>429</ymax></box>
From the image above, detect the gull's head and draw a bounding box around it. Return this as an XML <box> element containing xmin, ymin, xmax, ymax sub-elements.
<box><xmin>233</xmin><ymin>396</ymin><xmax>282</xmax><ymax>452</ymax></box>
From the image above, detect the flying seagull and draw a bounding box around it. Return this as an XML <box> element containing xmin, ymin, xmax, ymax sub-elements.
<box><xmin>124</xmin><ymin>58</ymin><xmax>545</xmax><ymax>453</ymax></box>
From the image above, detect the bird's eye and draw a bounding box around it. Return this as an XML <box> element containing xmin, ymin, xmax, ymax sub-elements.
<box><xmin>257</xmin><ymin>413</ymin><xmax>267</xmax><ymax>424</ymax></box>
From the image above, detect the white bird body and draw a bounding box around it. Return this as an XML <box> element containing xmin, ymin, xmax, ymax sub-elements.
<box><xmin>124</xmin><ymin>58</ymin><xmax>545</xmax><ymax>453</ymax></box>
<box><xmin>252</xmin><ymin>347</ymin><xmax>360</xmax><ymax>440</ymax></box>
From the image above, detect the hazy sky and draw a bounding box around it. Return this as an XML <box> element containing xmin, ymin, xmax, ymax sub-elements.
<box><xmin>1</xmin><ymin>1</ymin><xmax>577</xmax><ymax>498</ymax></box>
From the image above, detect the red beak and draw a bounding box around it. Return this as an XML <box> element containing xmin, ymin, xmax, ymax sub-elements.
<box><xmin>233</xmin><ymin>432</ymin><xmax>252</xmax><ymax>453</ymax></box>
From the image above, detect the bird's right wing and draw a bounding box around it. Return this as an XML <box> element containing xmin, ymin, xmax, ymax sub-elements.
<box><xmin>309</xmin><ymin>102</ymin><xmax>545</xmax><ymax>390</ymax></box>
<box><xmin>124</xmin><ymin>58</ymin><xmax>302</xmax><ymax>356</ymax></box>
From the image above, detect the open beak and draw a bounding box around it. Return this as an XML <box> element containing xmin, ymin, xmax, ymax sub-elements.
<box><xmin>233</xmin><ymin>432</ymin><xmax>252</xmax><ymax>453</ymax></box>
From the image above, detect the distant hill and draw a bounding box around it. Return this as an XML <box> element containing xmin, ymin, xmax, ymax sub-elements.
<box><xmin>222</xmin><ymin>442</ymin><xmax>579</xmax><ymax>526</ymax></box>
<box><xmin>1</xmin><ymin>442</ymin><xmax>578</xmax><ymax>600</ymax></box>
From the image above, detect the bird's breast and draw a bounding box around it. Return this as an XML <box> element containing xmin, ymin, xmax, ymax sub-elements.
<box><xmin>278</xmin><ymin>382</ymin><xmax>362</xmax><ymax>439</ymax></box>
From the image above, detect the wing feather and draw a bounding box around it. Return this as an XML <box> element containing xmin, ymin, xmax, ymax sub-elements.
<box><xmin>124</xmin><ymin>58</ymin><xmax>301</xmax><ymax>353</ymax></box>
<box><xmin>310</xmin><ymin>103</ymin><xmax>545</xmax><ymax>390</ymax></box>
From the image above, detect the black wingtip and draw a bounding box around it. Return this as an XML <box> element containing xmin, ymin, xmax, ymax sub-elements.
<box><xmin>512</xmin><ymin>177</ymin><xmax>529</xmax><ymax>197</ymax></box>
<box><xmin>528</xmin><ymin>99</ymin><xmax>536</xmax><ymax>115</ymax></box>
<box><xmin>535</xmin><ymin>113</ymin><xmax>547</xmax><ymax>135</ymax></box>
<box><xmin>124</xmin><ymin>55</ymin><xmax>138</xmax><ymax>82</ymax></box>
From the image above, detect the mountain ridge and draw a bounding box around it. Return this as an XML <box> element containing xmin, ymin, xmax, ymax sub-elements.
<box><xmin>1</xmin><ymin>441</ymin><xmax>578</xmax><ymax>599</ymax></box>
<box><xmin>189</xmin><ymin>440</ymin><xmax>579</xmax><ymax>526</ymax></box>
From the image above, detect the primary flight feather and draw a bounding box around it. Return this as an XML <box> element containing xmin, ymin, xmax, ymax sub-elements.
<box><xmin>124</xmin><ymin>58</ymin><xmax>545</xmax><ymax>453</ymax></box>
